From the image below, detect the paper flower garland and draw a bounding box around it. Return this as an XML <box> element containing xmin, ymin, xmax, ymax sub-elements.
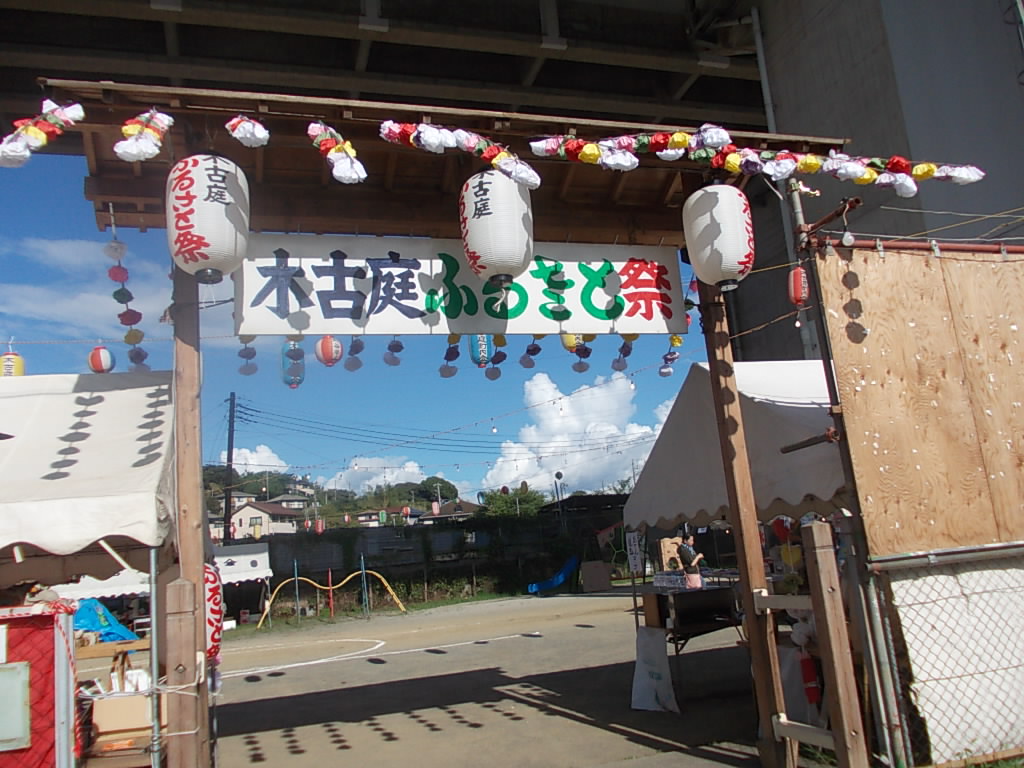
<box><xmin>225</xmin><ymin>115</ymin><xmax>270</xmax><ymax>148</ymax></box>
<box><xmin>530</xmin><ymin>122</ymin><xmax>984</xmax><ymax>198</ymax></box>
<box><xmin>308</xmin><ymin>122</ymin><xmax>366</xmax><ymax>184</ymax></box>
<box><xmin>440</xmin><ymin>332</ymin><xmax>461</xmax><ymax>378</ymax></box>
<box><xmin>104</xmin><ymin>238</ymin><xmax>148</xmax><ymax>370</ymax></box>
<box><xmin>0</xmin><ymin>99</ymin><xmax>85</xmax><ymax>168</ymax></box>
<box><xmin>519</xmin><ymin>334</ymin><xmax>544</xmax><ymax>369</ymax></box>
<box><xmin>383</xmin><ymin>337</ymin><xmax>404</xmax><ymax>366</ymax></box>
<box><xmin>343</xmin><ymin>336</ymin><xmax>365</xmax><ymax>371</ymax></box>
<box><xmin>379</xmin><ymin>120</ymin><xmax>541</xmax><ymax>190</ymax></box>
<box><xmin>114</xmin><ymin>109</ymin><xmax>174</xmax><ymax>162</ymax></box>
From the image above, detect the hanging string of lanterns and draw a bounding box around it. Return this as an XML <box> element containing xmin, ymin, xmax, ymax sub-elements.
<box><xmin>0</xmin><ymin>99</ymin><xmax>85</xmax><ymax>168</ymax></box>
<box><xmin>529</xmin><ymin>122</ymin><xmax>984</xmax><ymax>198</ymax></box>
<box><xmin>379</xmin><ymin>120</ymin><xmax>540</xmax><ymax>189</ymax></box>
<box><xmin>307</xmin><ymin>121</ymin><xmax>366</xmax><ymax>184</ymax></box>
<box><xmin>281</xmin><ymin>339</ymin><xmax>305</xmax><ymax>389</ymax></box>
<box><xmin>237</xmin><ymin>335</ymin><xmax>258</xmax><ymax>375</ymax></box>
<box><xmin>105</xmin><ymin>237</ymin><xmax>148</xmax><ymax>371</ymax></box>
<box><xmin>113</xmin><ymin>109</ymin><xmax>174</xmax><ymax>163</ymax></box>
<box><xmin>658</xmin><ymin>334</ymin><xmax>684</xmax><ymax>377</ymax></box>
<box><xmin>343</xmin><ymin>336</ymin><xmax>365</xmax><ymax>371</ymax></box>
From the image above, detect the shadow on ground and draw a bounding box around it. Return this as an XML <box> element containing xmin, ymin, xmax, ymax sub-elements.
<box><xmin>217</xmin><ymin>645</ymin><xmax>756</xmax><ymax>765</ymax></box>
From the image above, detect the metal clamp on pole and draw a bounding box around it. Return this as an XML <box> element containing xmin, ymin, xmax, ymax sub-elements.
<box><xmin>752</xmin><ymin>589</ymin><xmax>813</xmax><ymax>615</ymax></box>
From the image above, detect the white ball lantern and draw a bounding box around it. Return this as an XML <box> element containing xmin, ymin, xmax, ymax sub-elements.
<box><xmin>459</xmin><ymin>169</ymin><xmax>533</xmax><ymax>288</ymax></box>
<box><xmin>681</xmin><ymin>184</ymin><xmax>755</xmax><ymax>292</ymax></box>
<box><xmin>165</xmin><ymin>154</ymin><xmax>250</xmax><ymax>284</ymax></box>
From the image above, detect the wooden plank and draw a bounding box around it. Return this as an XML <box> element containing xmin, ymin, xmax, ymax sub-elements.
<box><xmin>164</xmin><ymin>578</ymin><xmax>198</xmax><ymax>768</ymax></box>
<box><xmin>802</xmin><ymin>521</ymin><xmax>869</xmax><ymax>768</ymax></box>
<box><xmin>940</xmin><ymin>253</ymin><xmax>1024</xmax><ymax>543</ymax></box>
<box><xmin>816</xmin><ymin>246</ymin><xmax>999</xmax><ymax>556</ymax></box>
<box><xmin>699</xmin><ymin>282</ymin><xmax>796</xmax><ymax>768</ymax></box>
<box><xmin>75</xmin><ymin>638</ymin><xmax>150</xmax><ymax>660</ymax></box>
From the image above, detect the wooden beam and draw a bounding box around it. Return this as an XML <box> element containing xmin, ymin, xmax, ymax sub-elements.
<box><xmin>659</xmin><ymin>171</ymin><xmax>682</xmax><ymax>207</ymax></box>
<box><xmin>2</xmin><ymin>45</ymin><xmax>768</xmax><ymax>126</ymax></box>
<box><xmin>168</xmin><ymin>268</ymin><xmax>211</xmax><ymax>768</ymax></box>
<box><xmin>802</xmin><ymin>521</ymin><xmax>870</xmax><ymax>768</ymax></box>
<box><xmin>609</xmin><ymin>171</ymin><xmax>629</xmax><ymax>203</ymax></box>
<box><xmin>698</xmin><ymin>282</ymin><xmax>796</xmax><ymax>768</ymax></box>
<box><xmin>383</xmin><ymin>152</ymin><xmax>398</xmax><ymax>192</ymax></box>
<box><xmin>558</xmin><ymin>164</ymin><xmax>576</xmax><ymax>202</ymax></box>
<box><xmin>0</xmin><ymin>0</ymin><xmax>763</xmax><ymax>80</ymax></box>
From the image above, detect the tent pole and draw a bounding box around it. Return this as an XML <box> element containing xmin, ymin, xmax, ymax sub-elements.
<box><xmin>168</xmin><ymin>267</ymin><xmax>211</xmax><ymax>768</ymax></box>
<box><xmin>148</xmin><ymin>546</ymin><xmax>162</xmax><ymax>768</ymax></box>
<box><xmin>698</xmin><ymin>281</ymin><xmax>795</xmax><ymax>768</ymax></box>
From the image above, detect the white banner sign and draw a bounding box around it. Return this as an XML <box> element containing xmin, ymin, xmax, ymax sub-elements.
<box><xmin>234</xmin><ymin>234</ymin><xmax>688</xmax><ymax>336</ymax></box>
<box><xmin>626</xmin><ymin>530</ymin><xmax>644</xmax><ymax>576</ymax></box>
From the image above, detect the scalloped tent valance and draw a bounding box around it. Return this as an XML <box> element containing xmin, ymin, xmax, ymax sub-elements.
<box><xmin>624</xmin><ymin>360</ymin><xmax>847</xmax><ymax>531</ymax></box>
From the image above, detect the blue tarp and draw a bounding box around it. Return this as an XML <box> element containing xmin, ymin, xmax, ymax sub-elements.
<box><xmin>73</xmin><ymin>598</ymin><xmax>138</xmax><ymax>643</ymax></box>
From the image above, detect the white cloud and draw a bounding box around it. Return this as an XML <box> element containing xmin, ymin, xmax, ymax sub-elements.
<box><xmin>321</xmin><ymin>456</ymin><xmax>426</xmax><ymax>492</ymax></box>
<box><xmin>480</xmin><ymin>372</ymin><xmax>666</xmax><ymax>494</ymax></box>
<box><xmin>221</xmin><ymin>444</ymin><xmax>288</xmax><ymax>473</ymax></box>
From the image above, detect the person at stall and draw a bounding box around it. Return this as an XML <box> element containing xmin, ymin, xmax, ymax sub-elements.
<box><xmin>677</xmin><ymin>534</ymin><xmax>704</xmax><ymax>589</ymax></box>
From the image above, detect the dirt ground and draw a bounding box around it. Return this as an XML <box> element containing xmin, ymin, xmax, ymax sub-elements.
<box><xmin>79</xmin><ymin>588</ymin><xmax>760</xmax><ymax>767</ymax></box>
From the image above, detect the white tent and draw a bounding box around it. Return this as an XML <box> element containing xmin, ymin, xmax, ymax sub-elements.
<box><xmin>50</xmin><ymin>543</ymin><xmax>272</xmax><ymax>600</ymax></box>
<box><xmin>625</xmin><ymin>360</ymin><xmax>847</xmax><ymax>531</ymax></box>
<box><xmin>0</xmin><ymin>371</ymin><xmax>175</xmax><ymax>584</ymax></box>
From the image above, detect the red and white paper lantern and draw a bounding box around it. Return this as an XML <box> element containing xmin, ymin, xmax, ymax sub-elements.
<box><xmin>459</xmin><ymin>169</ymin><xmax>533</xmax><ymax>287</ymax></box>
<box><xmin>166</xmin><ymin>154</ymin><xmax>250</xmax><ymax>284</ymax></box>
<box><xmin>788</xmin><ymin>265</ymin><xmax>810</xmax><ymax>307</ymax></box>
<box><xmin>681</xmin><ymin>184</ymin><xmax>755</xmax><ymax>292</ymax></box>
<box><xmin>314</xmin><ymin>335</ymin><xmax>344</xmax><ymax>367</ymax></box>
<box><xmin>87</xmin><ymin>345</ymin><xmax>115</xmax><ymax>373</ymax></box>
<box><xmin>204</xmin><ymin>562</ymin><xmax>224</xmax><ymax>661</ymax></box>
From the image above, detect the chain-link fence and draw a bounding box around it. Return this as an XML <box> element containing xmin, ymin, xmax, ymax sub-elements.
<box><xmin>876</xmin><ymin>549</ymin><xmax>1024</xmax><ymax>766</ymax></box>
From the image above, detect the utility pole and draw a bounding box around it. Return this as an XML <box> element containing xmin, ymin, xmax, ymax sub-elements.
<box><xmin>631</xmin><ymin>458</ymin><xmax>638</xmax><ymax>489</ymax></box>
<box><xmin>222</xmin><ymin>391</ymin><xmax>235</xmax><ymax>543</ymax></box>
<box><xmin>434</xmin><ymin>482</ymin><xmax>442</xmax><ymax>505</ymax></box>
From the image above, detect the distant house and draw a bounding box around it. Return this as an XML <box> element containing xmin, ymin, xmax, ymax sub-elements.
<box><xmin>229</xmin><ymin>501</ymin><xmax>303</xmax><ymax>538</ymax></box>
<box><xmin>287</xmin><ymin>481</ymin><xmax>316</xmax><ymax>498</ymax></box>
<box><xmin>267</xmin><ymin>493</ymin><xmax>309</xmax><ymax>511</ymax></box>
<box><xmin>219</xmin><ymin>490</ymin><xmax>257</xmax><ymax>516</ymax></box>
<box><xmin>353</xmin><ymin>509</ymin><xmax>387</xmax><ymax>528</ymax></box>
<box><xmin>417</xmin><ymin>499</ymin><xmax>480</xmax><ymax>525</ymax></box>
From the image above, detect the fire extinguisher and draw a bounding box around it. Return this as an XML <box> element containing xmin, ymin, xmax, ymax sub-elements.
<box><xmin>800</xmin><ymin>650</ymin><xmax>821</xmax><ymax>704</ymax></box>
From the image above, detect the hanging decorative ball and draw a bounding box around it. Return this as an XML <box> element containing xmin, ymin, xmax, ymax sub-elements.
<box><xmin>619</xmin><ymin>341</ymin><xmax>633</xmax><ymax>357</ymax></box>
<box><xmin>658</xmin><ymin>365</ymin><xmax>674</xmax><ymax>377</ymax></box>
<box><xmin>669</xmin><ymin>334</ymin><xmax>683</xmax><ymax>347</ymax></box>
<box><xmin>239</xmin><ymin>334</ymin><xmax>256</xmax><ymax>344</ymax></box>
<box><xmin>108</xmin><ymin>265</ymin><xmax>129</xmax><ymax>283</ymax></box>
<box><xmin>281</xmin><ymin>341</ymin><xmax>305</xmax><ymax>388</ymax></box>
<box><xmin>485</xmin><ymin>366</ymin><xmax>502</xmax><ymax>380</ymax></box>
<box><xmin>239</xmin><ymin>362</ymin><xmax>257</xmax><ymax>376</ymax></box>
<box><xmin>314</xmin><ymin>335</ymin><xmax>344</xmax><ymax>367</ymax></box>
<box><xmin>114</xmin><ymin>109</ymin><xmax>173</xmax><ymax>162</ymax></box>
<box><xmin>468</xmin><ymin>334</ymin><xmax>494</xmax><ymax>368</ymax></box>
<box><xmin>1</xmin><ymin>350</ymin><xmax>24</xmax><ymax>377</ymax></box>
<box><xmin>572</xmin><ymin>361</ymin><xmax>591</xmax><ymax>373</ymax></box>
<box><xmin>104</xmin><ymin>239</ymin><xmax>127</xmax><ymax>261</ymax></box>
<box><xmin>112</xmin><ymin>287</ymin><xmax>134</xmax><ymax>304</ymax></box>
<box><xmin>88</xmin><ymin>346</ymin><xmax>115</xmax><ymax>373</ymax></box>
<box><xmin>493</xmin><ymin>334</ymin><xmax>507</xmax><ymax>347</ymax></box>
<box><xmin>439</xmin><ymin>364</ymin><xmax>458</xmax><ymax>378</ymax></box>
<box><xmin>383</xmin><ymin>351</ymin><xmax>402</xmax><ymax>366</ymax></box>
<box><xmin>349</xmin><ymin>337</ymin><xmax>365</xmax><ymax>356</ymax></box>
<box><xmin>576</xmin><ymin>344</ymin><xmax>592</xmax><ymax>360</ymax></box>
<box><xmin>581</xmin><ymin>333</ymin><xmax>597</xmax><ymax>342</ymax></box>
<box><xmin>519</xmin><ymin>354</ymin><xmax>536</xmax><ymax>368</ymax></box>
<box><xmin>443</xmin><ymin>345</ymin><xmax>460</xmax><ymax>362</ymax></box>
<box><xmin>128</xmin><ymin>347</ymin><xmax>148</xmax><ymax>365</ymax></box>
<box><xmin>387</xmin><ymin>338</ymin><xmax>404</xmax><ymax>354</ymax></box>
<box><xmin>682</xmin><ymin>184</ymin><xmax>755</xmax><ymax>291</ymax></box>
<box><xmin>663</xmin><ymin>350</ymin><xmax>680</xmax><ymax>364</ymax></box>
<box><xmin>118</xmin><ymin>309</ymin><xmax>143</xmax><ymax>326</ymax></box>
<box><xmin>611</xmin><ymin>356</ymin><xmax>628</xmax><ymax>372</ymax></box>
<box><xmin>459</xmin><ymin>169</ymin><xmax>534</xmax><ymax>287</ymax></box>
<box><xmin>166</xmin><ymin>154</ymin><xmax>250</xmax><ymax>284</ymax></box>
<box><xmin>447</xmin><ymin>333</ymin><xmax>461</xmax><ymax>345</ymax></box>
<box><xmin>238</xmin><ymin>346</ymin><xmax>257</xmax><ymax>360</ymax></box>
<box><xmin>343</xmin><ymin>356</ymin><xmax>363</xmax><ymax>372</ymax></box>
<box><xmin>526</xmin><ymin>343</ymin><xmax>542</xmax><ymax>356</ymax></box>
<box><xmin>491</xmin><ymin>350</ymin><xmax>508</xmax><ymax>365</ymax></box>
<box><xmin>225</xmin><ymin>114</ymin><xmax>270</xmax><ymax>148</ymax></box>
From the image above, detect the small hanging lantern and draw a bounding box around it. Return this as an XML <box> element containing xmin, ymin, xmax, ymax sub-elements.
<box><xmin>1</xmin><ymin>348</ymin><xmax>24</xmax><ymax>377</ymax></box>
<box><xmin>88</xmin><ymin>345</ymin><xmax>116</xmax><ymax>374</ymax></box>
<box><xmin>314</xmin><ymin>335</ymin><xmax>344</xmax><ymax>367</ymax></box>
<box><xmin>459</xmin><ymin>169</ymin><xmax>534</xmax><ymax>288</ymax></box>
<box><xmin>238</xmin><ymin>335</ymin><xmax>258</xmax><ymax>376</ymax></box>
<box><xmin>560</xmin><ymin>333</ymin><xmax>582</xmax><ymax>354</ymax></box>
<box><xmin>165</xmin><ymin>154</ymin><xmax>250</xmax><ymax>284</ymax></box>
<box><xmin>344</xmin><ymin>336</ymin><xmax>364</xmax><ymax>372</ymax></box>
<box><xmin>682</xmin><ymin>184</ymin><xmax>755</xmax><ymax>291</ymax></box>
<box><xmin>788</xmin><ymin>265</ymin><xmax>810</xmax><ymax>328</ymax></box>
<box><xmin>468</xmin><ymin>334</ymin><xmax>494</xmax><ymax>368</ymax></box>
<box><xmin>281</xmin><ymin>340</ymin><xmax>305</xmax><ymax>389</ymax></box>
<box><xmin>384</xmin><ymin>337</ymin><xmax>404</xmax><ymax>366</ymax></box>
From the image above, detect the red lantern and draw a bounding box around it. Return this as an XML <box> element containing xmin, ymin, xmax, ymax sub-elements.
<box><xmin>87</xmin><ymin>345</ymin><xmax>115</xmax><ymax>373</ymax></box>
<box><xmin>314</xmin><ymin>335</ymin><xmax>344</xmax><ymax>367</ymax></box>
<box><xmin>788</xmin><ymin>266</ymin><xmax>809</xmax><ymax>307</ymax></box>
<box><xmin>315</xmin><ymin>518</ymin><xmax>325</xmax><ymax>535</ymax></box>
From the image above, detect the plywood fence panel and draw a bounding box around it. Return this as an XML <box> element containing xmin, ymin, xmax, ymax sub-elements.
<box><xmin>940</xmin><ymin>254</ymin><xmax>1024</xmax><ymax>543</ymax></box>
<box><xmin>816</xmin><ymin>247</ymin><xmax>998</xmax><ymax>556</ymax></box>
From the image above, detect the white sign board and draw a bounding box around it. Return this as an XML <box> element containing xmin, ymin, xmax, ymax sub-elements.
<box><xmin>234</xmin><ymin>234</ymin><xmax>688</xmax><ymax>336</ymax></box>
<box><xmin>626</xmin><ymin>530</ymin><xmax>644</xmax><ymax>576</ymax></box>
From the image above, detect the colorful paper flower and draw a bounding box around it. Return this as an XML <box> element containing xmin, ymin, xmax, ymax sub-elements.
<box><xmin>1</xmin><ymin>99</ymin><xmax>85</xmax><ymax>167</ymax></box>
<box><xmin>114</xmin><ymin>110</ymin><xmax>174</xmax><ymax>162</ymax></box>
<box><xmin>225</xmin><ymin>115</ymin><xmax>270</xmax><ymax>148</ymax></box>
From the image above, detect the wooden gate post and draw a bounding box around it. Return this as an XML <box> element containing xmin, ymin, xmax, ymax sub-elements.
<box><xmin>699</xmin><ymin>282</ymin><xmax>796</xmax><ymax>768</ymax></box>
<box><xmin>802</xmin><ymin>521</ymin><xmax>869</xmax><ymax>768</ymax></box>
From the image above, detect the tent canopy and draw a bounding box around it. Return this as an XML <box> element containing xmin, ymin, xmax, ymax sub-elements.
<box><xmin>0</xmin><ymin>371</ymin><xmax>175</xmax><ymax>584</ymax></box>
<box><xmin>50</xmin><ymin>543</ymin><xmax>272</xmax><ymax>601</ymax></box>
<box><xmin>625</xmin><ymin>360</ymin><xmax>846</xmax><ymax>531</ymax></box>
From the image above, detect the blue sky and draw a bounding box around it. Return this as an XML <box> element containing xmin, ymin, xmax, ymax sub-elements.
<box><xmin>0</xmin><ymin>153</ymin><xmax>706</xmax><ymax>499</ymax></box>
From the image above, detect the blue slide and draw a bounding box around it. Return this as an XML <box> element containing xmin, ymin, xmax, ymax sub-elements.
<box><xmin>528</xmin><ymin>556</ymin><xmax>580</xmax><ymax>595</ymax></box>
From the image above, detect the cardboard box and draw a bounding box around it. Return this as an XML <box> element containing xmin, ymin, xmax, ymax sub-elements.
<box><xmin>88</xmin><ymin>693</ymin><xmax>167</xmax><ymax>761</ymax></box>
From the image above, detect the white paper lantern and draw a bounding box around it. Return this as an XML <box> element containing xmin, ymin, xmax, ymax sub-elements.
<box><xmin>681</xmin><ymin>184</ymin><xmax>755</xmax><ymax>292</ymax></box>
<box><xmin>165</xmin><ymin>154</ymin><xmax>250</xmax><ymax>284</ymax></box>
<box><xmin>459</xmin><ymin>169</ymin><xmax>533</xmax><ymax>287</ymax></box>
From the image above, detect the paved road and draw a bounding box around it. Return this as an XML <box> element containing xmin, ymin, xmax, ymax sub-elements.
<box><xmin>203</xmin><ymin>590</ymin><xmax>759</xmax><ymax>768</ymax></box>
